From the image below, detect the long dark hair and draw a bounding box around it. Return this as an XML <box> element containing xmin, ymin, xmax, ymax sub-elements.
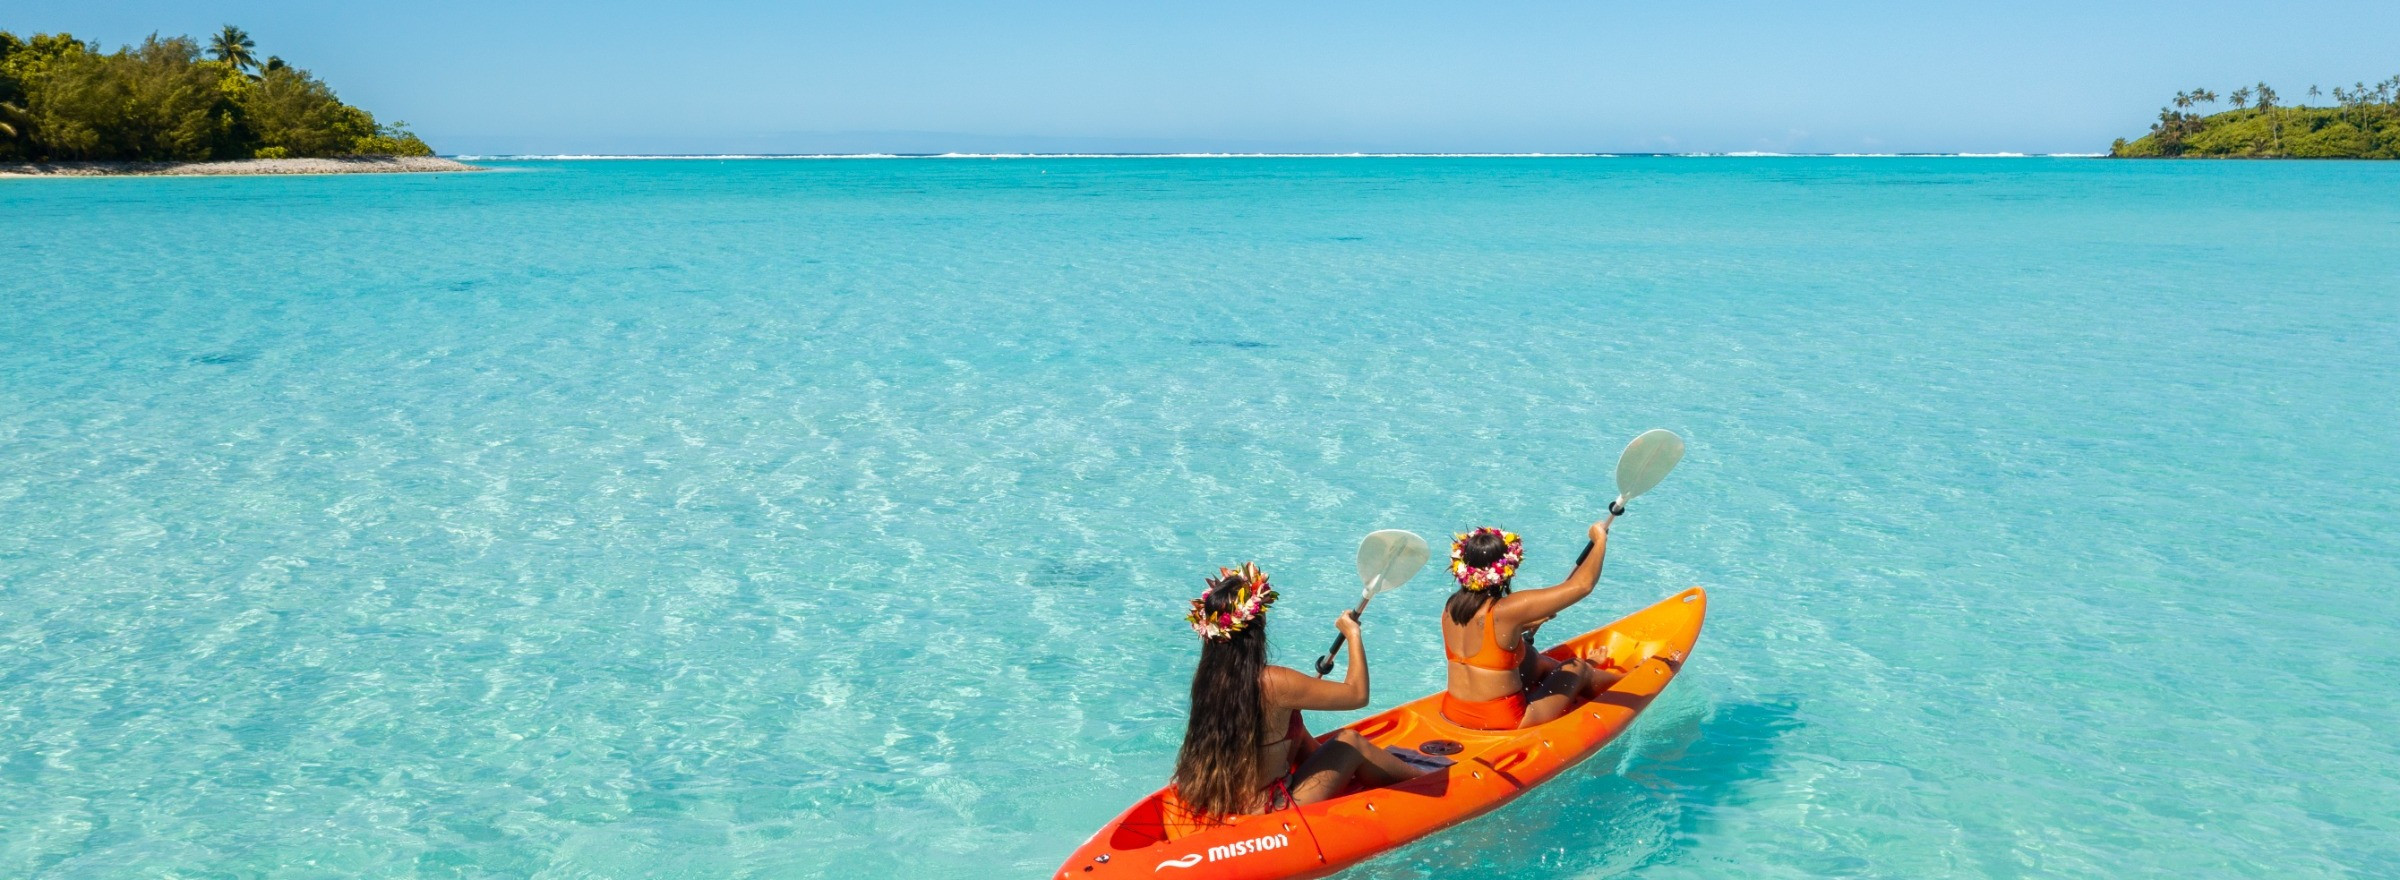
<box><xmin>1172</xmin><ymin>573</ymin><xmax>1270</xmax><ymax>818</ymax></box>
<box><xmin>1446</xmin><ymin>528</ymin><xmax>1515</xmax><ymax>625</ymax></box>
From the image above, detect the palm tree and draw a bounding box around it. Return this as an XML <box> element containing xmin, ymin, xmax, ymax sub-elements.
<box><xmin>0</xmin><ymin>100</ymin><xmax>26</xmax><ymax>141</ymax></box>
<box><xmin>2252</xmin><ymin>83</ymin><xmax>2282</xmax><ymax>154</ymax></box>
<box><xmin>2309</xmin><ymin>84</ymin><xmax>2322</xmax><ymax>104</ymax></box>
<box><xmin>2229</xmin><ymin>86</ymin><xmax>2251</xmax><ymax>110</ymax></box>
<box><xmin>208</xmin><ymin>25</ymin><xmax>258</xmax><ymax>72</ymax></box>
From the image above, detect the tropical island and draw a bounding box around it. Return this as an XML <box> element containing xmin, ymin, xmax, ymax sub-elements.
<box><xmin>2111</xmin><ymin>76</ymin><xmax>2400</xmax><ymax>158</ymax></box>
<box><xmin>0</xmin><ymin>26</ymin><xmax>474</xmax><ymax>175</ymax></box>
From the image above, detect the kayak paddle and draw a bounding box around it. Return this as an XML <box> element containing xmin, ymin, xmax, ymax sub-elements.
<box><xmin>1531</xmin><ymin>430</ymin><xmax>1688</xmax><ymax>657</ymax></box>
<box><xmin>1314</xmin><ymin>529</ymin><xmax>1432</xmax><ymax>677</ymax></box>
<box><xmin>1576</xmin><ymin>428</ymin><xmax>1686</xmax><ymax>565</ymax></box>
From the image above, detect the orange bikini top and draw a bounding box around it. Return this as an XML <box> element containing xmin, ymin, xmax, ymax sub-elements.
<box><xmin>1445</xmin><ymin>607</ymin><xmax>1522</xmax><ymax>672</ymax></box>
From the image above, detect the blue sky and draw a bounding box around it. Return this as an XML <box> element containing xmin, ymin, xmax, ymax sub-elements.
<box><xmin>9</xmin><ymin>1</ymin><xmax>2397</xmax><ymax>154</ymax></box>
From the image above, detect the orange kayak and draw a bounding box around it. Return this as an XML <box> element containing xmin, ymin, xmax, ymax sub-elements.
<box><xmin>1056</xmin><ymin>587</ymin><xmax>1707</xmax><ymax>880</ymax></box>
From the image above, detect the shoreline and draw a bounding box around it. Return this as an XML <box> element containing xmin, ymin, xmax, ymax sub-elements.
<box><xmin>0</xmin><ymin>156</ymin><xmax>485</xmax><ymax>178</ymax></box>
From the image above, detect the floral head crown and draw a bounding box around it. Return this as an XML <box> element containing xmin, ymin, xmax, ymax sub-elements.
<box><xmin>1187</xmin><ymin>562</ymin><xmax>1277</xmax><ymax>642</ymax></box>
<box><xmin>1450</xmin><ymin>528</ymin><xmax>1523</xmax><ymax>592</ymax></box>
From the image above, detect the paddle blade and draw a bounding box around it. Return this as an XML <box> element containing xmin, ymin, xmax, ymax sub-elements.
<box><xmin>1355</xmin><ymin>529</ymin><xmax>1431</xmax><ymax>598</ymax></box>
<box><xmin>1614</xmin><ymin>429</ymin><xmax>1686</xmax><ymax>503</ymax></box>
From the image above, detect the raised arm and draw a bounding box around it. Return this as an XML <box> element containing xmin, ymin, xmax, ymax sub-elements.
<box><xmin>1265</xmin><ymin>612</ymin><xmax>1369</xmax><ymax>712</ymax></box>
<box><xmin>1494</xmin><ymin>518</ymin><xmax>1612</xmax><ymax>631</ymax></box>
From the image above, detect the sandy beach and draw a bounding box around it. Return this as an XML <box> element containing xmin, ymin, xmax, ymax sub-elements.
<box><xmin>0</xmin><ymin>156</ymin><xmax>484</xmax><ymax>178</ymax></box>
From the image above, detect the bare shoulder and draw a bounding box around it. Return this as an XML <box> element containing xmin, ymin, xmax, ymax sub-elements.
<box><xmin>1492</xmin><ymin>588</ymin><xmax>1547</xmax><ymax>615</ymax></box>
<box><xmin>1494</xmin><ymin>586</ymin><xmax>1573</xmax><ymax>626</ymax></box>
<box><xmin>1260</xmin><ymin>664</ymin><xmax>1306</xmax><ymax>700</ymax></box>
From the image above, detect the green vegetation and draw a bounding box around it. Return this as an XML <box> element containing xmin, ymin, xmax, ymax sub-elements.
<box><xmin>2112</xmin><ymin>77</ymin><xmax>2400</xmax><ymax>158</ymax></box>
<box><xmin>0</xmin><ymin>26</ymin><xmax>433</xmax><ymax>162</ymax></box>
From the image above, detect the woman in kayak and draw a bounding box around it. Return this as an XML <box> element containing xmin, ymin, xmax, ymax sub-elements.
<box><xmin>1168</xmin><ymin>563</ymin><xmax>1427</xmax><ymax>825</ymax></box>
<box><xmin>1439</xmin><ymin>522</ymin><xmax>1623</xmax><ymax>729</ymax></box>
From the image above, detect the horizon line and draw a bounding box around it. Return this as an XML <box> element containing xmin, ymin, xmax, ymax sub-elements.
<box><xmin>451</xmin><ymin>151</ymin><xmax>2107</xmax><ymax>160</ymax></box>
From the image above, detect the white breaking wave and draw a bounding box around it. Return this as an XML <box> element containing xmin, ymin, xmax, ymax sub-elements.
<box><xmin>450</xmin><ymin>153</ymin><xmax>905</xmax><ymax>161</ymax></box>
<box><xmin>1673</xmin><ymin>151</ymin><xmax>2083</xmax><ymax>158</ymax></box>
<box><xmin>454</xmin><ymin>152</ymin><xmax>1627</xmax><ymax>160</ymax></box>
<box><xmin>451</xmin><ymin>151</ymin><xmax>2094</xmax><ymax>161</ymax></box>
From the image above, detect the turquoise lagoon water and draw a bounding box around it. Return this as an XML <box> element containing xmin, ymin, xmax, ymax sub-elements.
<box><xmin>3</xmin><ymin>157</ymin><xmax>2396</xmax><ymax>879</ymax></box>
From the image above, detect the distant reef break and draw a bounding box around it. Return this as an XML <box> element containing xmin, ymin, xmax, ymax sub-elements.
<box><xmin>2113</xmin><ymin>77</ymin><xmax>2400</xmax><ymax>158</ymax></box>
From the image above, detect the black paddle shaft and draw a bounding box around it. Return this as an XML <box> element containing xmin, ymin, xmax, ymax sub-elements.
<box><xmin>1314</xmin><ymin>608</ymin><xmax>1365</xmax><ymax>677</ymax></box>
<box><xmin>1574</xmin><ymin>501</ymin><xmax>1627</xmax><ymax>565</ymax></box>
<box><xmin>1313</xmin><ymin>637</ymin><xmax>1342</xmax><ymax>677</ymax></box>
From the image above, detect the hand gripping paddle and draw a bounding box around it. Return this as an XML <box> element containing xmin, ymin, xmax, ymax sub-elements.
<box><xmin>1314</xmin><ymin>529</ymin><xmax>1432</xmax><ymax>677</ymax></box>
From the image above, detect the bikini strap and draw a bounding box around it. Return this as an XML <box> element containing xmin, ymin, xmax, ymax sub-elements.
<box><xmin>1446</xmin><ymin>603</ymin><xmax>1521</xmax><ymax>671</ymax></box>
<box><xmin>1443</xmin><ymin>606</ymin><xmax>1500</xmax><ymax>663</ymax></box>
<box><xmin>1260</xmin><ymin>707</ymin><xmax>1306</xmax><ymax>748</ymax></box>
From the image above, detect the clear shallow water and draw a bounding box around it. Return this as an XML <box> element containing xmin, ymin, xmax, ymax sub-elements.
<box><xmin>3</xmin><ymin>157</ymin><xmax>2396</xmax><ymax>879</ymax></box>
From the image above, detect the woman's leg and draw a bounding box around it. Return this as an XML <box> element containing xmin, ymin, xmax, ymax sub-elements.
<box><xmin>1518</xmin><ymin>659</ymin><xmax>1601</xmax><ymax>727</ymax></box>
<box><xmin>1519</xmin><ymin>653</ymin><xmax>1639</xmax><ymax>728</ymax></box>
<box><xmin>1527</xmin><ymin>652</ymin><xmax>1562</xmax><ymax>682</ymax></box>
<box><xmin>1577</xmin><ymin>660</ymin><xmax>1627</xmax><ymax>698</ymax></box>
<box><xmin>1287</xmin><ymin>729</ymin><xmax>1427</xmax><ymax>804</ymax></box>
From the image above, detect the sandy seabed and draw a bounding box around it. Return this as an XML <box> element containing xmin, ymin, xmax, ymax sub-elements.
<box><xmin>0</xmin><ymin>156</ymin><xmax>483</xmax><ymax>177</ymax></box>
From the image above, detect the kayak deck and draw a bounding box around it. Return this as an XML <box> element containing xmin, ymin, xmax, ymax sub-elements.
<box><xmin>1057</xmin><ymin>587</ymin><xmax>1707</xmax><ymax>880</ymax></box>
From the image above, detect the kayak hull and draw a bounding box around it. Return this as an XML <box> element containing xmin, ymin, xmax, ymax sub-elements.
<box><xmin>1056</xmin><ymin>587</ymin><xmax>1707</xmax><ymax>880</ymax></box>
